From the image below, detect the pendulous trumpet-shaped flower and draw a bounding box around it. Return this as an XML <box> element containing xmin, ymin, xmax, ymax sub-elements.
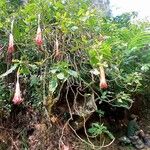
<box><xmin>35</xmin><ymin>26</ymin><xmax>43</xmax><ymax>46</ymax></box>
<box><xmin>99</xmin><ymin>66</ymin><xmax>108</xmax><ymax>89</ymax></box>
<box><xmin>12</xmin><ymin>73</ymin><xmax>23</xmax><ymax>105</ymax></box>
<box><xmin>8</xmin><ymin>33</ymin><xmax>14</xmax><ymax>53</ymax></box>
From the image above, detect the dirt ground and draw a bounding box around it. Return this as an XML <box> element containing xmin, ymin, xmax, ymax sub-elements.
<box><xmin>1</xmin><ymin>107</ymin><xmax>150</xmax><ymax>150</ymax></box>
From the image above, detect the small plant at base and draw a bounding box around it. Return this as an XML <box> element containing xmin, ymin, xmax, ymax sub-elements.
<box><xmin>88</xmin><ymin>122</ymin><xmax>114</xmax><ymax>140</ymax></box>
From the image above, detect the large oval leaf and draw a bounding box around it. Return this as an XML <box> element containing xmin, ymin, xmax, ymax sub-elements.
<box><xmin>49</xmin><ymin>78</ymin><xmax>58</xmax><ymax>93</ymax></box>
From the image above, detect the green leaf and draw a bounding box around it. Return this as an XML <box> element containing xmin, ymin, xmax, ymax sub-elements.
<box><xmin>71</xmin><ymin>26</ymin><xmax>78</xmax><ymax>31</ymax></box>
<box><xmin>100</xmin><ymin>42</ymin><xmax>112</xmax><ymax>59</ymax></box>
<box><xmin>29</xmin><ymin>64</ymin><xmax>38</xmax><ymax>70</ymax></box>
<box><xmin>30</xmin><ymin>75</ymin><xmax>39</xmax><ymax>86</ymax></box>
<box><xmin>88</xmin><ymin>122</ymin><xmax>114</xmax><ymax>139</ymax></box>
<box><xmin>49</xmin><ymin>78</ymin><xmax>58</xmax><ymax>93</ymax></box>
<box><xmin>57</xmin><ymin>73</ymin><xmax>65</xmax><ymax>80</ymax></box>
<box><xmin>141</xmin><ymin>64</ymin><xmax>150</xmax><ymax>72</ymax></box>
<box><xmin>90</xmin><ymin>69</ymin><xmax>99</xmax><ymax>75</ymax></box>
<box><xmin>96</xmin><ymin>110</ymin><xmax>104</xmax><ymax>116</ymax></box>
<box><xmin>117</xmin><ymin>99</ymin><xmax>123</xmax><ymax>103</ymax></box>
<box><xmin>19</xmin><ymin>65</ymin><xmax>30</xmax><ymax>75</ymax></box>
<box><xmin>67</xmin><ymin>70</ymin><xmax>78</xmax><ymax>77</ymax></box>
<box><xmin>50</xmin><ymin>69</ymin><xmax>58</xmax><ymax>74</ymax></box>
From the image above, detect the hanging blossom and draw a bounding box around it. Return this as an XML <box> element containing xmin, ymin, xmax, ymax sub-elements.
<box><xmin>35</xmin><ymin>14</ymin><xmax>43</xmax><ymax>46</ymax></box>
<box><xmin>12</xmin><ymin>72</ymin><xmax>23</xmax><ymax>105</ymax></box>
<box><xmin>8</xmin><ymin>19</ymin><xmax>15</xmax><ymax>54</ymax></box>
<box><xmin>99</xmin><ymin>66</ymin><xmax>108</xmax><ymax>89</ymax></box>
<box><xmin>8</xmin><ymin>33</ymin><xmax>14</xmax><ymax>53</ymax></box>
<box><xmin>35</xmin><ymin>26</ymin><xmax>43</xmax><ymax>46</ymax></box>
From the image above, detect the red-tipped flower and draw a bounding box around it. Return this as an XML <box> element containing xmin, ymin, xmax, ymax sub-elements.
<box><xmin>12</xmin><ymin>74</ymin><xmax>23</xmax><ymax>105</ymax></box>
<box><xmin>35</xmin><ymin>26</ymin><xmax>43</xmax><ymax>46</ymax></box>
<box><xmin>8</xmin><ymin>33</ymin><xmax>14</xmax><ymax>53</ymax></box>
<box><xmin>99</xmin><ymin>66</ymin><xmax>108</xmax><ymax>89</ymax></box>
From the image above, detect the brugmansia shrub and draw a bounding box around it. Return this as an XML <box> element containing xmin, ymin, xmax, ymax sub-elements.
<box><xmin>0</xmin><ymin>0</ymin><xmax>150</xmax><ymax>137</ymax></box>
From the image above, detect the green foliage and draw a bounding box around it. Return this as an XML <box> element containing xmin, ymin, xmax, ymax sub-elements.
<box><xmin>88</xmin><ymin>122</ymin><xmax>114</xmax><ymax>140</ymax></box>
<box><xmin>0</xmin><ymin>81</ymin><xmax>12</xmax><ymax>116</ymax></box>
<box><xmin>0</xmin><ymin>0</ymin><xmax>150</xmax><ymax>116</ymax></box>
